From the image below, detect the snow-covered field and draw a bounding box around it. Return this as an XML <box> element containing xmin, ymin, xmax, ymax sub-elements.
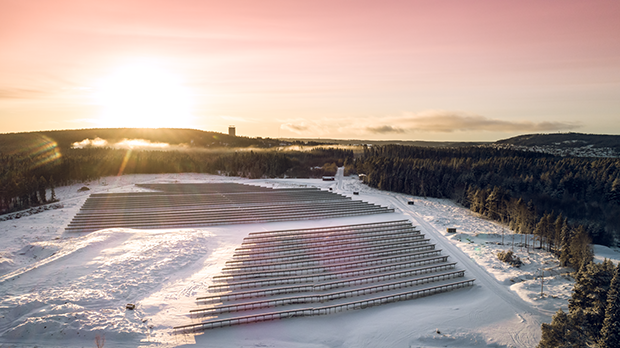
<box><xmin>1</xmin><ymin>172</ymin><xmax>619</xmax><ymax>348</ymax></box>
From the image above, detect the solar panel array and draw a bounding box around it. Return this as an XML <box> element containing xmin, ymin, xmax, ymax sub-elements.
<box><xmin>175</xmin><ymin>220</ymin><xmax>474</xmax><ymax>332</ymax></box>
<box><xmin>64</xmin><ymin>183</ymin><xmax>474</xmax><ymax>331</ymax></box>
<box><xmin>65</xmin><ymin>184</ymin><xmax>393</xmax><ymax>233</ymax></box>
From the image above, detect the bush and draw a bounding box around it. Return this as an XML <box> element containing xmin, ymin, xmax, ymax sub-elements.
<box><xmin>497</xmin><ymin>250</ymin><xmax>522</xmax><ymax>267</ymax></box>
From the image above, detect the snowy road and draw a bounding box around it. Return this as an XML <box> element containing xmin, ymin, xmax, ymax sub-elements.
<box><xmin>394</xmin><ymin>198</ymin><xmax>547</xmax><ymax>347</ymax></box>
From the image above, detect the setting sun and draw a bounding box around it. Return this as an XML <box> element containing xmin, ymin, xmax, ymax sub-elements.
<box><xmin>93</xmin><ymin>62</ymin><xmax>194</xmax><ymax>128</ymax></box>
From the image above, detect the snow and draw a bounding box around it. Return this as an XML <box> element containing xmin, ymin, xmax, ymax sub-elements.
<box><xmin>593</xmin><ymin>244</ymin><xmax>620</xmax><ymax>265</ymax></box>
<box><xmin>1</xmin><ymin>172</ymin><xmax>619</xmax><ymax>348</ymax></box>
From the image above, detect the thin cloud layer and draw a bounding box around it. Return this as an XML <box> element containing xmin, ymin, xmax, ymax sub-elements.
<box><xmin>400</xmin><ymin>111</ymin><xmax>581</xmax><ymax>133</ymax></box>
<box><xmin>280</xmin><ymin>120</ymin><xmax>332</xmax><ymax>135</ymax></box>
<box><xmin>365</xmin><ymin>125</ymin><xmax>406</xmax><ymax>134</ymax></box>
<box><xmin>329</xmin><ymin>110</ymin><xmax>581</xmax><ymax>138</ymax></box>
<box><xmin>0</xmin><ymin>88</ymin><xmax>47</xmax><ymax>99</ymax></box>
<box><xmin>281</xmin><ymin>123</ymin><xmax>309</xmax><ymax>133</ymax></box>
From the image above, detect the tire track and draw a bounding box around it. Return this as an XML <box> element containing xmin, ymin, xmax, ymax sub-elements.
<box><xmin>388</xmin><ymin>195</ymin><xmax>548</xmax><ymax>347</ymax></box>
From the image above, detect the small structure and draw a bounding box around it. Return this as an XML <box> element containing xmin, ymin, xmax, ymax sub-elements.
<box><xmin>447</xmin><ymin>228</ymin><xmax>457</xmax><ymax>233</ymax></box>
<box><xmin>408</xmin><ymin>201</ymin><xmax>414</xmax><ymax>205</ymax></box>
<box><xmin>322</xmin><ymin>176</ymin><xmax>335</xmax><ymax>181</ymax></box>
<box><xmin>126</xmin><ymin>303</ymin><xmax>136</xmax><ymax>310</ymax></box>
<box><xmin>228</xmin><ymin>125</ymin><xmax>236</xmax><ymax>137</ymax></box>
<box><xmin>353</xmin><ymin>191</ymin><xmax>359</xmax><ymax>195</ymax></box>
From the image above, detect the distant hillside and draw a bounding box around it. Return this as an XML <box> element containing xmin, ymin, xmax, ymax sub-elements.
<box><xmin>0</xmin><ymin>128</ymin><xmax>283</xmax><ymax>152</ymax></box>
<box><xmin>283</xmin><ymin>138</ymin><xmax>488</xmax><ymax>148</ymax></box>
<box><xmin>493</xmin><ymin>132</ymin><xmax>620</xmax><ymax>158</ymax></box>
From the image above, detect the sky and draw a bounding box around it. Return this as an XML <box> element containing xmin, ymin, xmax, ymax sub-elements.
<box><xmin>1</xmin><ymin>0</ymin><xmax>619</xmax><ymax>141</ymax></box>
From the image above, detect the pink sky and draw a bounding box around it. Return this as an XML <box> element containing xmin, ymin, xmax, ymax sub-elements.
<box><xmin>1</xmin><ymin>0</ymin><xmax>619</xmax><ymax>141</ymax></box>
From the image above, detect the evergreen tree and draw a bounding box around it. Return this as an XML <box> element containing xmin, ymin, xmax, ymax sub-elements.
<box><xmin>599</xmin><ymin>263</ymin><xmax>620</xmax><ymax>348</ymax></box>
<box><xmin>534</xmin><ymin>214</ymin><xmax>552</xmax><ymax>250</ymax></box>
<box><xmin>485</xmin><ymin>186</ymin><xmax>503</xmax><ymax>220</ymax></box>
<box><xmin>589</xmin><ymin>259</ymin><xmax>616</xmax><ymax>342</ymax></box>
<box><xmin>568</xmin><ymin>260</ymin><xmax>615</xmax><ymax>342</ymax></box>
<box><xmin>553</xmin><ymin>213</ymin><xmax>564</xmax><ymax>254</ymax></box>
<box><xmin>49</xmin><ymin>176</ymin><xmax>57</xmax><ymax>202</ymax></box>
<box><xmin>569</xmin><ymin>226</ymin><xmax>593</xmax><ymax>268</ymax></box>
<box><xmin>538</xmin><ymin>309</ymin><xmax>585</xmax><ymax>348</ymax></box>
<box><xmin>609</xmin><ymin>178</ymin><xmax>620</xmax><ymax>204</ymax></box>
<box><xmin>37</xmin><ymin>176</ymin><xmax>47</xmax><ymax>204</ymax></box>
<box><xmin>559</xmin><ymin>219</ymin><xmax>572</xmax><ymax>267</ymax></box>
<box><xmin>525</xmin><ymin>200</ymin><xmax>537</xmax><ymax>236</ymax></box>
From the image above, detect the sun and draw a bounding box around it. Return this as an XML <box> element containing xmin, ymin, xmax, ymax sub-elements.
<box><xmin>93</xmin><ymin>61</ymin><xmax>194</xmax><ymax>128</ymax></box>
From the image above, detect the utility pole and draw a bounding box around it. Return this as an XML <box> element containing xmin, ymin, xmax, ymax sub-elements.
<box><xmin>501</xmin><ymin>224</ymin><xmax>505</xmax><ymax>245</ymax></box>
<box><xmin>540</xmin><ymin>268</ymin><xmax>544</xmax><ymax>297</ymax></box>
<box><xmin>526</xmin><ymin>234</ymin><xmax>530</xmax><ymax>254</ymax></box>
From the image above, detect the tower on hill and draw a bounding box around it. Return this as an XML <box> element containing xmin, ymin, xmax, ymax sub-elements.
<box><xmin>228</xmin><ymin>125</ymin><xmax>236</xmax><ymax>137</ymax></box>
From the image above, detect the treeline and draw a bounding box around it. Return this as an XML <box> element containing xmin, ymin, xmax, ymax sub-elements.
<box><xmin>356</xmin><ymin>145</ymin><xmax>620</xmax><ymax>264</ymax></box>
<box><xmin>539</xmin><ymin>260</ymin><xmax>620</xmax><ymax>347</ymax></box>
<box><xmin>0</xmin><ymin>145</ymin><xmax>353</xmax><ymax>214</ymax></box>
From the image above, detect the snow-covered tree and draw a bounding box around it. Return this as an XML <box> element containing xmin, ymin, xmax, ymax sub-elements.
<box><xmin>599</xmin><ymin>263</ymin><xmax>620</xmax><ymax>348</ymax></box>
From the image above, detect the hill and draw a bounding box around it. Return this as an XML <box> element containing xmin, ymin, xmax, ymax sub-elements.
<box><xmin>493</xmin><ymin>132</ymin><xmax>620</xmax><ymax>157</ymax></box>
<box><xmin>0</xmin><ymin>128</ymin><xmax>284</xmax><ymax>152</ymax></box>
<box><xmin>3</xmin><ymin>129</ymin><xmax>619</xmax><ymax>157</ymax></box>
<box><xmin>283</xmin><ymin>138</ymin><xmax>488</xmax><ymax>147</ymax></box>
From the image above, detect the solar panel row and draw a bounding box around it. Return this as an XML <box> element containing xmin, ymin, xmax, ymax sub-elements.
<box><xmin>178</xmin><ymin>219</ymin><xmax>475</xmax><ymax>333</ymax></box>
<box><xmin>65</xmin><ymin>184</ymin><xmax>393</xmax><ymax>232</ymax></box>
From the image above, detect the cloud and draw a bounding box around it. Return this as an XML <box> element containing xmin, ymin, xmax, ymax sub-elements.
<box><xmin>396</xmin><ymin>110</ymin><xmax>582</xmax><ymax>133</ymax></box>
<box><xmin>280</xmin><ymin>120</ymin><xmax>334</xmax><ymax>136</ymax></box>
<box><xmin>365</xmin><ymin>125</ymin><xmax>406</xmax><ymax>134</ymax></box>
<box><xmin>338</xmin><ymin>110</ymin><xmax>582</xmax><ymax>136</ymax></box>
<box><xmin>0</xmin><ymin>88</ymin><xmax>47</xmax><ymax>99</ymax></box>
<box><xmin>281</xmin><ymin>123</ymin><xmax>310</xmax><ymax>134</ymax></box>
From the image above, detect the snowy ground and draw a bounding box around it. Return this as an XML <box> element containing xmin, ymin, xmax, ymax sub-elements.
<box><xmin>1</xmin><ymin>172</ymin><xmax>619</xmax><ymax>348</ymax></box>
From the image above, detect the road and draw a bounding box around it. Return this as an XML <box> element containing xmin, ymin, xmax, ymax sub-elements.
<box><xmin>335</xmin><ymin>170</ymin><xmax>549</xmax><ymax>347</ymax></box>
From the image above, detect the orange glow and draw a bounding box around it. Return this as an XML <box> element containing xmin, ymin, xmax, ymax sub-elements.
<box><xmin>117</xmin><ymin>149</ymin><xmax>132</xmax><ymax>176</ymax></box>
<box><xmin>93</xmin><ymin>61</ymin><xmax>194</xmax><ymax>129</ymax></box>
<box><xmin>12</xmin><ymin>135</ymin><xmax>62</xmax><ymax>169</ymax></box>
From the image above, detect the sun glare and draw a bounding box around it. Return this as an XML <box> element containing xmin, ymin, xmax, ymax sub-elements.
<box><xmin>93</xmin><ymin>62</ymin><xmax>194</xmax><ymax>128</ymax></box>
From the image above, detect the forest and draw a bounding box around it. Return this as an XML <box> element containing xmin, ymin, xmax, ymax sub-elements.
<box><xmin>351</xmin><ymin>144</ymin><xmax>620</xmax><ymax>347</ymax></box>
<box><xmin>0</xmin><ymin>135</ymin><xmax>353</xmax><ymax>214</ymax></box>
<box><xmin>355</xmin><ymin>145</ymin><xmax>620</xmax><ymax>268</ymax></box>
<box><xmin>3</xmin><ymin>137</ymin><xmax>620</xmax><ymax>267</ymax></box>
